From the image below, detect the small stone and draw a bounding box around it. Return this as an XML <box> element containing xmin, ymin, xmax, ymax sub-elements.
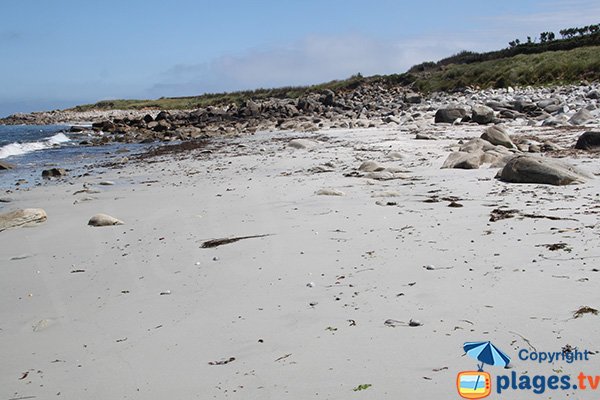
<box><xmin>316</xmin><ymin>188</ymin><xmax>345</xmax><ymax>196</ymax></box>
<box><xmin>88</xmin><ymin>213</ymin><xmax>124</xmax><ymax>227</ymax></box>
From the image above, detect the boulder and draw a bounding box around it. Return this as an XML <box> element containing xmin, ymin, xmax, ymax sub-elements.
<box><xmin>434</xmin><ymin>107</ymin><xmax>467</xmax><ymax>123</ymax></box>
<box><xmin>481</xmin><ymin>125</ymin><xmax>515</xmax><ymax>149</ymax></box>
<box><xmin>358</xmin><ymin>161</ymin><xmax>385</xmax><ymax>172</ymax></box>
<box><xmin>569</xmin><ymin>109</ymin><xmax>594</xmax><ymax>125</ymax></box>
<box><xmin>42</xmin><ymin>168</ymin><xmax>67</xmax><ymax>178</ymax></box>
<box><xmin>543</xmin><ymin>104</ymin><xmax>565</xmax><ymax>114</ymax></box>
<box><xmin>586</xmin><ymin>90</ymin><xmax>600</xmax><ymax>100</ymax></box>
<box><xmin>498</xmin><ymin>156</ymin><xmax>589</xmax><ymax>185</ymax></box>
<box><xmin>574</xmin><ymin>131</ymin><xmax>600</xmax><ymax>150</ymax></box>
<box><xmin>441</xmin><ymin>151</ymin><xmax>484</xmax><ymax>169</ymax></box>
<box><xmin>511</xmin><ymin>100</ymin><xmax>538</xmax><ymax>114</ymax></box>
<box><xmin>459</xmin><ymin>138</ymin><xmax>497</xmax><ymax>153</ymax></box>
<box><xmin>240</xmin><ymin>100</ymin><xmax>260</xmax><ymax>116</ymax></box>
<box><xmin>536</xmin><ymin>99</ymin><xmax>559</xmax><ymax>109</ymax></box>
<box><xmin>155</xmin><ymin>111</ymin><xmax>171</xmax><ymax>121</ymax></box>
<box><xmin>88</xmin><ymin>213</ymin><xmax>124</xmax><ymax>227</ymax></box>
<box><xmin>404</xmin><ymin>92</ymin><xmax>422</xmax><ymax>104</ymax></box>
<box><xmin>0</xmin><ymin>161</ymin><xmax>15</xmax><ymax>170</ymax></box>
<box><xmin>91</xmin><ymin>120</ymin><xmax>116</xmax><ymax>132</ymax></box>
<box><xmin>320</xmin><ymin>90</ymin><xmax>335</xmax><ymax>106</ymax></box>
<box><xmin>471</xmin><ymin>105</ymin><xmax>495</xmax><ymax>124</ymax></box>
<box><xmin>0</xmin><ymin>208</ymin><xmax>47</xmax><ymax>232</ymax></box>
<box><xmin>482</xmin><ymin>151</ymin><xmax>514</xmax><ymax>168</ymax></box>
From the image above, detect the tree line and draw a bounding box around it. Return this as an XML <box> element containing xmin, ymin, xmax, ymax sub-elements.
<box><xmin>509</xmin><ymin>23</ymin><xmax>600</xmax><ymax>48</ymax></box>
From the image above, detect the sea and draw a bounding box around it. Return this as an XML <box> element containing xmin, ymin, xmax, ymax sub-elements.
<box><xmin>0</xmin><ymin>124</ymin><xmax>147</xmax><ymax>190</ymax></box>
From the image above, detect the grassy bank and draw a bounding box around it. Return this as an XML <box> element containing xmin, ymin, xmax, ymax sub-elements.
<box><xmin>410</xmin><ymin>45</ymin><xmax>600</xmax><ymax>92</ymax></box>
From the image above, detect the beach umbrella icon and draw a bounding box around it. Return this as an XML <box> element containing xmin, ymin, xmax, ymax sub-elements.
<box><xmin>464</xmin><ymin>341</ymin><xmax>511</xmax><ymax>371</ymax></box>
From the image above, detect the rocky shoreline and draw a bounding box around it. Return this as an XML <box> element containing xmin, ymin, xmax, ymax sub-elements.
<box><xmin>1</xmin><ymin>83</ymin><xmax>598</xmax><ymax>146</ymax></box>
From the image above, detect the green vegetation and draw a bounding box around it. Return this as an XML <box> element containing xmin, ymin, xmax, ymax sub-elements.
<box><xmin>410</xmin><ymin>46</ymin><xmax>600</xmax><ymax>92</ymax></box>
<box><xmin>352</xmin><ymin>384</ymin><xmax>372</xmax><ymax>392</ymax></box>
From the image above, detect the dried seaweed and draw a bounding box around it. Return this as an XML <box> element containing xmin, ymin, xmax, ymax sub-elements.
<box><xmin>574</xmin><ymin>306</ymin><xmax>598</xmax><ymax>319</ymax></box>
<box><xmin>201</xmin><ymin>234</ymin><xmax>272</xmax><ymax>248</ymax></box>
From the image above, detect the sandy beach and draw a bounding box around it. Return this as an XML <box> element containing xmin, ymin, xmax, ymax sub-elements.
<box><xmin>1</xmin><ymin>120</ymin><xmax>599</xmax><ymax>399</ymax></box>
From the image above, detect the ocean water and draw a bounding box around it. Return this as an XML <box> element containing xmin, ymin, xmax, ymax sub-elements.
<box><xmin>0</xmin><ymin>125</ymin><xmax>146</xmax><ymax>190</ymax></box>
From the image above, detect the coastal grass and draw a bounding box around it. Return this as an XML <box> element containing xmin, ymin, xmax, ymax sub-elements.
<box><xmin>411</xmin><ymin>46</ymin><xmax>600</xmax><ymax>92</ymax></box>
<box><xmin>70</xmin><ymin>46</ymin><xmax>600</xmax><ymax>112</ymax></box>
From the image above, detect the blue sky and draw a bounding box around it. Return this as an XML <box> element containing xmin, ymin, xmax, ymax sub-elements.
<box><xmin>1</xmin><ymin>0</ymin><xmax>599</xmax><ymax>116</ymax></box>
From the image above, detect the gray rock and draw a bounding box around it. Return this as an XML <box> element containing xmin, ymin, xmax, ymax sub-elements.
<box><xmin>459</xmin><ymin>138</ymin><xmax>497</xmax><ymax>153</ymax></box>
<box><xmin>383</xmin><ymin>115</ymin><xmax>402</xmax><ymax>124</ymax></box>
<box><xmin>321</xmin><ymin>90</ymin><xmax>336</xmax><ymax>106</ymax></box>
<box><xmin>482</xmin><ymin>151</ymin><xmax>514</xmax><ymax>168</ymax></box>
<box><xmin>88</xmin><ymin>213</ymin><xmax>124</xmax><ymax>227</ymax></box>
<box><xmin>471</xmin><ymin>105</ymin><xmax>495</xmax><ymax>124</ymax></box>
<box><xmin>486</xmin><ymin>100</ymin><xmax>511</xmax><ymax>111</ymax></box>
<box><xmin>542</xmin><ymin>116</ymin><xmax>568</xmax><ymax>126</ymax></box>
<box><xmin>358</xmin><ymin>161</ymin><xmax>385</xmax><ymax>172</ymax></box>
<box><xmin>415</xmin><ymin>133</ymin><xmax>436</xmax><ymax>140</ymax></box>
<box><xmin>154</xmin><ymin>111</ymin><xmax>171</xmax><ymax>121</ymax></box>
<box><xmin>544</xmin><ymin>104</ymin><xmax>565</xmax><ymax>114</ymax></box>
<box><xmin>0</xmin><ymin>161</ymin><xmax>15</xmax><ymax>170</ymax></box>
<box><xmin>315</xmin><ymin>188</ymin><xmax>345</xmax><ymax>196</ymax></box>
<box><xmin>586</xmin><ymin>90</ymin><xmax>600</xmax><ymax>100</ymax></box>
<box><xmin>364</xmin><ymin>171</ymin><xmax>405</xmax><ymax>180</ymax></box>
<box><xmin>434</xmin><ymin>107</ymin><xmax>467</xmax><ymax>123</ymax></box>
<box><xmin>574</xmin><ymin>131</ymin><xmax>600</xmax><ymax>150</ymax></box>
<box><xmin>569</xmin><ymin>109</ymin><xmax>594</xmax><ymax>125</ymax></box>
<box><xmin>42</xmin><ymin>168</ymin><xmax>67</xmax><ymax>178</ymax></box>
<box><xmin>441</xmin><ymin>151</ymin><xmax>484</xmax><ymax>169</ymax></box>
<box><xmin>536</xmin><ymin>98</ymin><xmax>559</xmax><ymax>109</ymax></box>
<box><xmin>511</xmin><ymin>100</ymin><xmax>538</xmax><ymax>113</ymax></box>
<box><xmin>288</xmin><ymin>138</ymin><xmax>319</xmax><ymax>150</ymax></box>
<box><xmin>499</xmin><ymin>156</ymin><xmax>589</xmax><ymax>185</ymax></box>
<box><xmin>542</xmin><ymin>141</ymin><xmax>563</xmax><ymax>151</ymax></box>
<box><xmin>404</xmin><ymin>92</ymin><xmax>422</xmax><ymax>104</ymax></box>
<box><xmin>0</xmin><ymin>208</ymin><xmax>47</xmax><ymax>232</ymax></box>
<box><xmin>481</xmin><ymin>125</ymin><xmax>515</xmax><ymax>149</ymax></box>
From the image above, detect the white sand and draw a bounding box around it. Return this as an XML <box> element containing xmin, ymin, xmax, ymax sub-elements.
<box><xmin>1</xmin><ymin>125</ymin><xmax>599</xmax><ymax>399</ymax></box>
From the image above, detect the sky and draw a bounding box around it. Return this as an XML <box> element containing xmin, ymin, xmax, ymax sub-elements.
<box><xmin>1</xmin><ymin>0</ymin><xmax>599</xmax><ymax>117</ymax></box>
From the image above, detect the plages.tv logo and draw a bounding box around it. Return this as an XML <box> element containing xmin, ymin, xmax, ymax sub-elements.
<box><xmin>457</xmin><ymin>341</ymin><xmax>511</xmax><ymax>399</ymax></box>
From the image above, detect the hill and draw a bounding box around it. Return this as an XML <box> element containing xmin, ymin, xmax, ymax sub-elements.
<box><xmin>46</xmin><ymin>27</ymin><xmax>600</xmax><ymax>112</ymax></box>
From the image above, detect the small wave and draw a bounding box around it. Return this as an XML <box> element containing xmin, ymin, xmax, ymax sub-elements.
<box><xmin>0</xmin><ymin>132</ymin><xmax>71</xmax><ymax>159</ymax></box>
